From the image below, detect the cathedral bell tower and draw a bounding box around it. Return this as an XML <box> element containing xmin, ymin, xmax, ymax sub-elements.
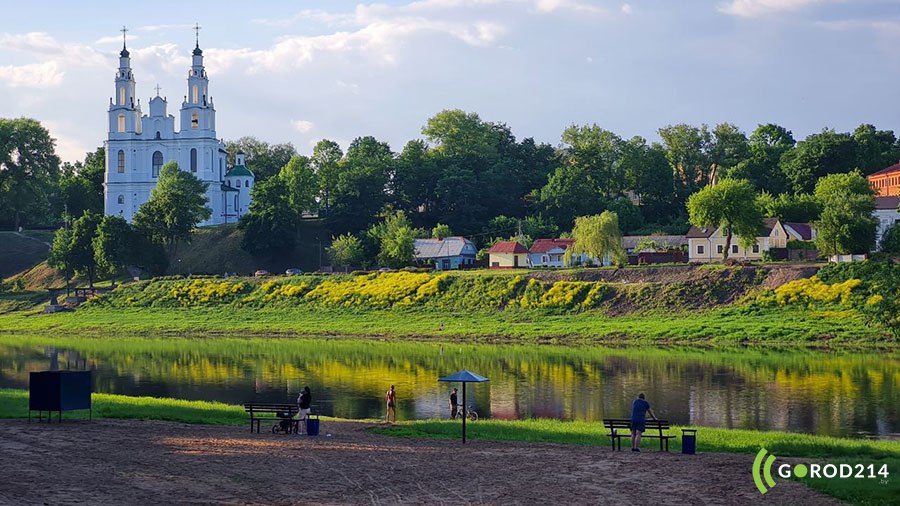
<box><xmin>180</xmin><ymin>23</ymin><xmax>216</xmax><ymax>137</ymax></box>
<box><xmin>109</xmin><ymin>26</ymin><xmax>141</xmax><ymax>137</ymax></box>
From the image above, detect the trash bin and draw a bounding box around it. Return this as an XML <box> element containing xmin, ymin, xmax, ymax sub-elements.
<box><xmin>682</xmin><ymin>429</ymin><xmax>697</xmax><ymax>455</ymax></box>
<box><xmin>306</xmin><ymin>415</ymin><xmax>320</xmax><ymax>436</ymax></box>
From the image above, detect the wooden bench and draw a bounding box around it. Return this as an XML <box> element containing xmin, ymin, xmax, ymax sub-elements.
<box><xmin>602</xmin><ymin>418</ymin><xmax>675</xmax><ymax>451</ymax></box>
<box><xmin>243</xmin><ymin>403</ymin><xmax>299</xmax><ymax>434</ymax></box>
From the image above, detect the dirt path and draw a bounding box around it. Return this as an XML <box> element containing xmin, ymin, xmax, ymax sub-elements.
<box><xmin>0</xmin><ymin>419</ymin><xmax>836</xmax><ymax>505</ymax></box>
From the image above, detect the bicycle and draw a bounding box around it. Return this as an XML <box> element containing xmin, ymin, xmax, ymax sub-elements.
<box><xmin>454</xmin><ymin>405</ymin><xmax>478</xmax><ymax>422</ymax></box>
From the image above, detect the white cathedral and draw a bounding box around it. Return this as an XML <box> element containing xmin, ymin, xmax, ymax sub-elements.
<box><xmin>104</xmin><ymin>32</ymin><xmax>253</xmax><ymax>225</ymax></box>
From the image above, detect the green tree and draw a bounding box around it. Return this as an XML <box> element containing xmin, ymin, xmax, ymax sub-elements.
<box><xmin>620</xmin><ymin>138</ymin><xmax>675</xmax><ymax>224</ymax></box>
<box><xmin>708</xmin><ymin>123</ymin><xmax>749</xmax><ymax>178</ymax></box>
<box><xmin>431</xmin><ymin>223</ymin><xmax>452</xmax><ymax>239</ymax></box>
<box><xmin>814</xmin><ymin>171</ymin><xmax>877</xmax><ymax>255</ymax></box>
<box><xmin>328</xmin><ymin>136</ymin><xmax>392</xmax><ymax>233</ymax></box>
<box><xmin>239</xmin><ymin>176</ymin><xmax>297</xmax><ymax>257</ymax></box>
<box><xmin>371</xmin><ymin>211</ymin><xmax>415</xmax><ymax>268</ymax></box>
<box><xmin>58</xmin><ymin>147</ymin><xmax>105</xmax><ymax>221</ymax></box>
<box><xmin>47</xmin><ymin>227</ymin><xmax>74</xmax><ymax>295</ymax></box>
<box><xmin>0</xmin><ymin>118</ymin><xmax>61</xmax><ymax>229</ymax></box>
<box><xmin>132</xmin><ymin>161</ymin><xmax>211</xmax><ymax>250</ymax></box>
<box><xmin>756</xmin><ymin>192</ymin><xmax>821</xmax><ymax>222</ymax></box>
<box><xmin>69</xmin><ymin>211</ymin><xmax>103</xmax><ymax>286</ymax></box>
<box><xmin>560</xmin><ymin>124</ymin><xmax>624</xmax><ymax>197</ymax></box>
<box><xmin>780</xmin><ymin>128</ymin><xmax>856</xmax><ymax>194</ymax></box>
<box><xmin>279</xmin><ymin>155</ymin><xmax>318</xmax><ymax>215</ymax></box>
<box><xmin>225</xmin><ymin>137</ymin><xmax>296</xmax><ymax>181</ymax></box>
<box><xmin>852</xmin><ymin>124</ymin><xmax>899</xmax><ymax>175</ymax></box>
<box><xmin>726</xmin><ymin>124</ymin><xmax>794</xmax><ymax>193</ymax></box>
<box><xmin>658</xmin><ymin>124</ymin><xmax>712</xmax><ymax>206</ymax></box>
<box><xmin>687</xmin><ymin>179</ymin><xmax>762</xmax><ymax>260</ymax></box>
<box><xmin>565</xmin><ymin>212</ymin><xmax>627</xmax><ymax>266</ymax></box>
<box><xmin>422</xmin><ymin>109</ymin><xmax>498</xmax><ymax>159</ymax></box>
<box><xmin>880</xmin><ymin>223</ymin><xmax>900</xmax><ymax>255</ymax></box>
<box><xmin>311</xmin><ymin>139</ymin><xmax>344</xmax><ymax>216</ymax></box>
<box><xmin>93</xmin><ymin>214</ymin><xmax>133</xmax><ymax>283</ymax></box>
<box><xmin>328</xmin><ymin>233</ymin><xmax>365</xmax><ymax>269</ymax></box>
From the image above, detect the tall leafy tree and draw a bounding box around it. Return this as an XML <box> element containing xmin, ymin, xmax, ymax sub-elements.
<box><xmin>392</xmin><ymin>139</ymin><xmax>438</xmax><ymax>220</ymax></box>
<box><xmin>658</xmin><ymin>124</ymin><xmax>712</xmax><ymax>207</ymax></box>
<box><xmin>620</xmin><ymin>138</ymin><xmax>676</xmax><ymax>224</ymax></box>
<box><xmin>559</xmin><ymin>124</ymin><xmax>624</xmax><ymax>197</ymax></box>
<box><xmin>58</xmin><ymin>147</ymin><xmax>105</xmax><ymax>221</ymax></box>
<box><xmin>565</xmin><ymin>212</ymin><xmax>627</xmax><ymax>266</ymax></box>
<box><xmin>369</xmin><ymin>211</ymin><xmax>415</xmax><ymax>268</ymax></box>
<box><xmin>279</xmin><ymin>155</ymin><xmax>318</xmax><ymax>215</ymax></box>
<box><xmin>132</xmin><ymin>161</ymin><xmax>210</xmax><ymax>250</ymax></box>
<box><xmin>328</xmin><ymin>136</ymin><xmax>393</xmax><ymax>233</ymax></box>
<box><xmin>0</xmin><ymin>118</ymin><xmax>61</xmax><ymax>229</ymax></box>
<box><xmin>69</xmin><ymin>210</ymin><xmax>103</xmax><ymax>287</ymax></box>
<box><xmin>431</xmin><ymin>223</ymin><xmax>452</xmax><ymax>239</ymax></box>
<box><xmin>93</xmin><ymin>214</ymin><xmax>133</xmax><ymax>283</ymax></box>
<box><xmin>687</xmin><ymin>179</ymin><xmax>762</xmax><ymax>260</ymax></box>
<box><xmin>328</xmin><ymin>233</ymin><xmax>366</xmax><ymax>269</ymax></box>
<box><xmin>726</xmin><ymin>124</ymin><xmax>794</xmax><ymax>193</ymax></box>
<box><xmin>239</xmin><ymin>176</ymin><xmax>297</xmax><ymax>257</ymax></box>
<box><xmin>814</xmin><ymin>171</ymin><xmax>877</xmax><ymax>255</ymax></box>
<box><xmin>47</xmin><ymin>227</ymin><xmax>74</xmax><ymax>295</ymax></box>
<box><xmin>311</xmin><ymin>139</ymin><xmax>344</xmax><ymax>216</ymax></box>
<box><xmin>225</xmin><ymin>136</ymin><xmax>296</xmax><ymax>181</ymax></box>
<box><xmin>852</xmin><ymin>124</ymin><xmax>899</xmax><ymax>174</ymax></box>
<box><xmin>756</xmin><ymin>192</ymin><xmax>821</xmax><ymax>222</ymax></box>
<box><xmin>707</xmin><ymin>123</ymin><xmax>749</xmax><ymax>179</ymax></box>
<box><xmin>780</xmin><ymin>129</ymin><xmax>856</xmax><ymax>194</ymax></box>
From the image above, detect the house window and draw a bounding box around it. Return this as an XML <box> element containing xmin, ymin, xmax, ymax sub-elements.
<box><xmin>774</xmin><ymin>229</ymin><xmax>779</xmax><ymax>236</ymax></box>
<box><xmin>117</xmin><ymin>113</ymin><xmax>125</xmax><ymax>133</ymax></box>
<box><xmin>117</xmin><ymin>194</ymin><xmax>124</xmax><ymax>205</ymax></box>
<box><xmin>117</xmin><ymin>150</ymin><xmax>125</xmax><ymax>173</ymax></box>
<box><xmin>190</xmin><ymin>148</ymin><xmax>197</xmax><ymax>172</ymax></box>
<box><xmin>191</xmin><ymin>113</ymin><xmax>199</xmax><ymax>129</ymax></box>
<box><xmin>697</xmin><ymin>245</ymin><xmax>704</xmax><ymax>255</ymax></box>
<box><xmin>152</xmin><ymin>151</ymin><xmax>163</xmax><ymax>177</ymax></box>
<box><xmin>717</xmin><ymin>245</ymin><xmax>723</xmax><ymax>254</ymax></box>
<box><xmin>732</xmin><ymin>244</ymin><xmax>739</xmax><ymax>254</ymax></box>
<box><xmin>752</xmin><ymin>244</ymin><xmax>760</xmax><ymax>254</ymax></box>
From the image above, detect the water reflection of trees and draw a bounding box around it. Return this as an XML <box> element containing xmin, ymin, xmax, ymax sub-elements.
<box><xmin>0</xmin><ymin>336</ymin><xmax>896</xmax><ymax>437</ymax></box>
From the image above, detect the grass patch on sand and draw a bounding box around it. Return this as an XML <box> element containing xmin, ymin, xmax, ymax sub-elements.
<box><xmin>375</xmin><ymin>419</ymin><xmax>899</xmax><ymax>506</ymax></box>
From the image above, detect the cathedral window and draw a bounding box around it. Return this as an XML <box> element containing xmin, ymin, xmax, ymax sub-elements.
<box><xmin>152</xmin><ymin>151</ymin><xmax>163</xmax><ymax>177</ymax></box>
<box><xmin>117</xmin><ymin>195</ymin><xmax>124</xmax><ymax>205</ymax></box>
<box><xmin>245</xmin><ymin>179</ymin><xmax>249</xmax><ymax>188</ymax></box>
<box><xmin>219</xmin><ymin>159</ymin><xmax>223</xmax><ymax>180</ymax></box>
<box><xmin>234</xmin><ymin>194</ymin><xmax>239</xmax><ymax>211</ymax></box>
<box><xmin>155</xmin><ymin>131</ymin><xmax>161</xmax><ymax>139</ymax></box>
<box><xmin>117</xmin><ymin>150</ymin><xmax>125</xmax><ymax>173</ymax></box>
<box><xmin>236</xmin><ymin>179</ymin><xmax>241</xmax><ymax>188</ymax></box>
<box><xmin>117</xmin><ymin>114</ymin><xmax>125</xmax><ymax>133</ymax></box>
<box><xmin>119</xmin><ymin>86</ymin><xmax>125</xmax><ymax>105</ymax></box>
<box><xmin>190</xmin><ymin>148</ymin><xmax>198</xmax><ymax>172</ymax></box>
<box><xmin>191</xmin><ymin>113</ymin><xmax>199</xmax><ymax>129</ymax></box>
<box><xmin>192</xmin><ymin>84</ymin><xmax>199</xmax><ymax>103</ymax></box>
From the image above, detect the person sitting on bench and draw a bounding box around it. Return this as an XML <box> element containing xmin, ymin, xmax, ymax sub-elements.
<box><xmin>630</xmin><ymin>393</ymin><xmax>657</xmax><ymax>452</ymax></box>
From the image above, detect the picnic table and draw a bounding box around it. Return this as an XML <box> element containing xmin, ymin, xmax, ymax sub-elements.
<box><xmin>602</xmin><ymin>418</ymin><xmax>675</xmax><ymax>451</ymax></box>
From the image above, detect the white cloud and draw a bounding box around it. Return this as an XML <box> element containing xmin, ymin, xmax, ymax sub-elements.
<box><xmin>532</xmin><ymin>0</ymin><xmax>606</xmax><ymax>15</ymax></box>
<box><xmin>95</xmin><ymin>34</ymin><xmax>137</xmax><ymax>45</ymax></box>
<box><xmin>136</xmin><ymin>24</ymin><xmax>196</xmax><ymax>33</ymax></box>
<box><xmin>621</xmin><ymin>3</ymin><xmax>633</xmax><ymax>15</ymax></box>
<box><xmin>0</xmin><ymin>61</ymin><xmax>64</xmax><ymax>88</ymax></box>
<box><xmin>0</xmin><ymin>32</ymin><xmax>105</xmax><ymax>66</ymax></box>
<box><xmin>717</xmin><ymin>0</ymin><xmax>828</xmax><ymax>18</ymax></box>
<box><xmin>291</xmin><ymin>119</ymin><xmax>315</xmax><ymax>133</ymax></box>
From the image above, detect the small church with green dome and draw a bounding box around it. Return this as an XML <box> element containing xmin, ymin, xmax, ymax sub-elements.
<box><xmin>103</xmin><ymin>25</ymin><xmax>254</xmax><ymax>225</ymax></box>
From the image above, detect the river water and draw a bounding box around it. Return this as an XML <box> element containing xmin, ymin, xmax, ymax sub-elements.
<box><xmin>0</xmin><ymin>335</ymin><xmax>896</xmax><ymax>439</ymax></box>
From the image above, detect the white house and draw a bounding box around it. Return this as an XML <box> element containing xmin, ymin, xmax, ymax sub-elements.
<box><xmin>103</xmin><ymin>32</ymin><xmax>253</xmax><ymax>225</ymax></box>
<box><xmin>875</xmin><ymin>196</ymin><xmax>900</xmax><ymax>248</ymax></box>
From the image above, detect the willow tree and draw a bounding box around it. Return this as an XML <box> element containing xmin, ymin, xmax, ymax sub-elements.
<box><xmin>687</xmin><ymin>178</ymin><xmax>761</xmax><ymax>260</ymax></box>
<box><xmin>565</xmin><ymin>211</ymin><xmax>626</xmax><ymax>267</ymax></box>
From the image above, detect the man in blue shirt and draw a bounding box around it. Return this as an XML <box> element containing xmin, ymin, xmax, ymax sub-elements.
<box><xmin>630</xmin><ymin>393</ymin><xmax>657</xmax><ymax>452</ymax></box>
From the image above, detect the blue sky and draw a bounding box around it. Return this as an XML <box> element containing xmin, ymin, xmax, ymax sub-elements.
<box><xmin>1</xmin><ymin>0</ymin><xmax>898</xmax><ymax>163</ymax></box>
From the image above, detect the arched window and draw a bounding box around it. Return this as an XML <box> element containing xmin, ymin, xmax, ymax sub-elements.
<box><xmin>192</xmin><ymin>84</ymin><xmax>199</xmax><ymax>103</ymax></box>
<box><xmin>117</xmin><ymin>194</ymin><xmax>124</xmax><ymax>205</ymax></box>
<box><xmin>152</xmin><ymin>151</ymin><xmax>163</xmax><ymax>177</ymax></box>
<box><xmin>190</xmin><ymin>148</ymin><xmax>198</xmax><ymax>172</ymax></box>
<box><xmin>191</xmin><ymin>113</ymin><xmax>198</xmax><ymax>129</ymax></box>
<box><xmin>117</xmin><ymin>150</ymin><xmax>125</xmax><ymax>173</ymax></box>
<box><xmin>155</xmin><ymin>131</ymin><xmax>161</xmax><ymax>139</ymax></box>
<box><xmin>234</xmin><ymin>194</ymin><xmax>239</xmax><ymax>211</ymax></box>
<box><xmin>236</xmin><ymin>179</ymin><xmax>241</xmax><ymax>188</ymax></box>
<box><xmin>117</xmin><ymin>113</ymin><xmax>126</xmax><ymax>133</ymax></box>
<box><xmin>245</xmin><ymin>179</ymin><xmax>249</xmax><ymax>188</ymax></box>
<box><xmin>119</xmin><ymin>86</ymin><xmax>125</xmax><ymax>105</ymax></box>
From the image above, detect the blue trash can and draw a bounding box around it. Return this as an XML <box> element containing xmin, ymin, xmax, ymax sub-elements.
<box><xmin>682</xmin><ymin>429</ymin><xmax>697</xmax><ymax>455</ymax></box>
<box><xmin>306</xmin><ymin>415</ymin><xmax>320</xmax><ymax>436</ymax></box>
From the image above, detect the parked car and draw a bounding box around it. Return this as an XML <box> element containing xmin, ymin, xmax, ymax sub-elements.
<box><xmin>254</xmin><ymin>270</ymin><xmax>270</xmax><ymax>277</ymax></box>
<box><xmin>285</xmin><ymin>268</ymin><xmax>303</xmax><ymax>276</ymax></box>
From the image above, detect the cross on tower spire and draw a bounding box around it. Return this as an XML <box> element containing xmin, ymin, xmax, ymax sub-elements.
<box><xmin>154</xmin><ymin>84</ymin><xmax>162</xmax><ymax>96</ymax></box>
<box><xmin>193</xmin><ymin>22</ymin><xmax>201</xmax><ymax>48</ymax></box>
<box><xmin>120</xmin><ymin>25</ymin><xmax>128</xmax><ymax>49</ymax></box>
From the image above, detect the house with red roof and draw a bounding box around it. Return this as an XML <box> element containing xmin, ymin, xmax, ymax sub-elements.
<box><xmin>487</xmin><ymin>241</ymin><xmax>528</xmax><ymax>269</ymax></box>
<box><xmin>868</xmin><ymin>162</ymin><xmax>900</xmax><ymax>197</ymax></box>
<box><xmin>528</xmin><ymin>238</ymin><xmax>574</xmax><ymax>267</ymax></box>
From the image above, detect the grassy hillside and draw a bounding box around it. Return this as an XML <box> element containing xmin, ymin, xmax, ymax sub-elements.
<box><xmin>1</xmin><ymin>268</ymin><xmax>891</xmax><ymax>344</ymax></box>
<box><xmin>0</xmin><ymin>230</ymin><xmax>53</xmax><ymax>278</ymax></box>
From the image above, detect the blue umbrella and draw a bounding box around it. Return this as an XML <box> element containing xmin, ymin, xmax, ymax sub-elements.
<box><xmin>438</xmin><ymin>370</ymin><xmax>489</xmax><ymax>443</ymax></box>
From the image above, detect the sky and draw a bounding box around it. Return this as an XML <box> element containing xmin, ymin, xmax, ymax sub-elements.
<box><xmin>1</xmin><ymin>0</ymin><xmax>899</xmax><ymax>164</ymax></box>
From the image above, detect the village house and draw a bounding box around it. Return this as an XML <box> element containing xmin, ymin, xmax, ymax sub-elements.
<box><xmin>487</xmin><ymin>241</ymin><xmax>529</xmax><ymax>269</ymax></box>
<box><xmin>868</xmin><ymin>161</ymin><xmax>900</xmax><ymax>197</ymax></box>
<box><xmin>686</xmin><ymin>218</ymin><xmax>813</xmax><ymax>262</ymax></box>
<box><xmin>413</xmin><ymin>237</ymin><xmax>477</xmax><ymax>270</ymax></box>
<box><xmin>528</xmin><ymin>238</ymin><xmax>574</xmax><ymax>267</ymax></box>
<box><xmin>875</xmin><ymin>196</ymin><xmax>900</xmax><ymax>247</ymax></box>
